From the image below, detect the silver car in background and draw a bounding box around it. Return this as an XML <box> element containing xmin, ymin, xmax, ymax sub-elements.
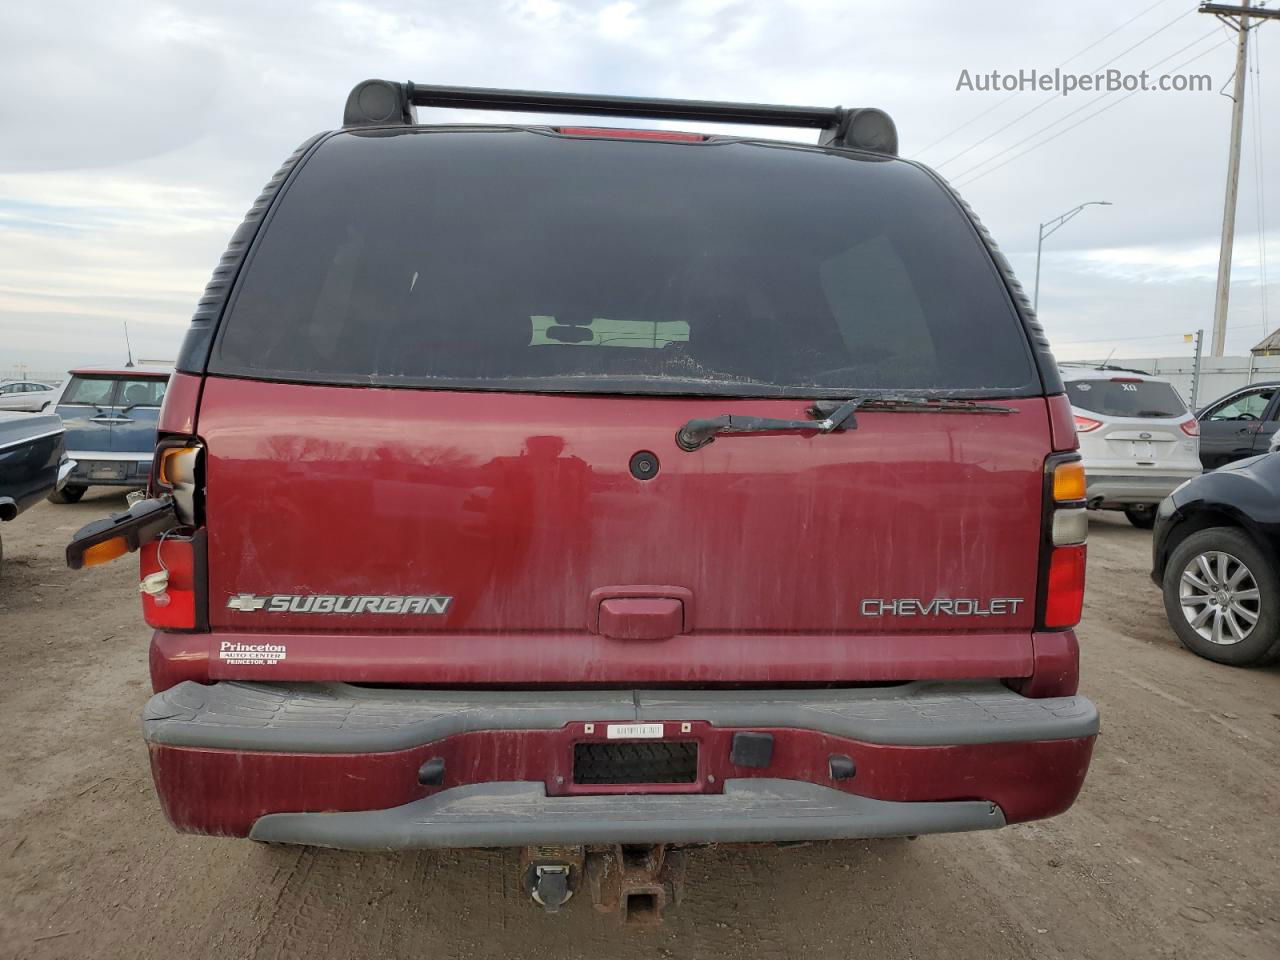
<box><xmin>0</xmin><ymin>381</ymin><xmax>59</xmax><ymax>412</ymax></box>
<box><xmin>1062</xmin><ymin>366</ymin><xmax>1201</xmax><ymax>528</ymax></box>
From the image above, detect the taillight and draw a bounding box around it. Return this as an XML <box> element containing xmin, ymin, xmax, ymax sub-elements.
<box><xmin>1043</xmin><ymin>545</ymin><xmax>1087</xmax><ymax>628</ymax></box>
<box><xmin>139</xmin><ymin>533</ymin><xmax>201</xmax><ymax>629</ymax></box>
<box><xmin>1180</xmin><ymin>419</ymin><xmax>1200</xmax><ymax>437</ymax></box>
<box><xmin>1073</xmin><ymin>415</ymin><xmax>1101</xmax><ymax>433</ymax></box>
<box><xmin>1052</xmin><ymin>460</ymin><xmax>1086</xmax><ymax>503</ymax></box>
<box><xmin>151</xmin><ymin>437</ymin><xmax>203</xmax><ymax>525</ymax></box>
<box><xmin>143</xmin><ymin>435</ymin><xmax>206</xmax><ymax>630</ymax></box>
<box><xmin>1039</xmin><ymin>454</ymin><xmax>1087</xmax><ymax>630</ymax></box>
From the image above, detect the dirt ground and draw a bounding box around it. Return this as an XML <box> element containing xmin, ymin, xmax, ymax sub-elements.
<box><xmin>1</xmin><ymin>491</ymin><xmax>1277</xmax><ymax>960</ymax></box>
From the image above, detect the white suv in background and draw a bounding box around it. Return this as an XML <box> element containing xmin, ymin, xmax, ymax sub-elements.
<box><xmin>1061</xmin><ymin>366</ymin><xmax>1201</xmax><ymax>528</ymax></box>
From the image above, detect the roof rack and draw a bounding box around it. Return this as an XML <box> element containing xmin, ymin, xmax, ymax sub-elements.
<box><xmin>342</xmin><ymin>80</ymin><xmax>898</xmax><ymax>156</ymax></box>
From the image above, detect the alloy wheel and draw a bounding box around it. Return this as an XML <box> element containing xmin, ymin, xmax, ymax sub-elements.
<box><xmin>1178</xmin><ymin>550</ymin><xmax>1260</xmax><ymax>646</ymax></box>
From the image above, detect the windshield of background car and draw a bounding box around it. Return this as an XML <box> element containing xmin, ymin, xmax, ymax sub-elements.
<box><xmin>1065</xmin><ymin>378</ymin><xmax>1187</xmax><ymax>418</ymax></box>
<box><xmin>213</xmin><ymin>129</ymin><xmax>1038</xmax><ymax>397</ymax></box>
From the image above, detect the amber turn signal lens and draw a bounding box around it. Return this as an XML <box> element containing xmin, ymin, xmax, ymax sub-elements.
<box><xmin>82</xmin><ymin>537</ymin><xmax>128</xmax><ymax>567</ymax></box>
<box><xmin>1053</xmin><ymin>461</ymin><xmax>1086</xmax><ymax>503</ymax></box>
<box><xmin>157</xmin><ymin>446</ymin><xmax>196</xmax><ymax>486</ymax></box>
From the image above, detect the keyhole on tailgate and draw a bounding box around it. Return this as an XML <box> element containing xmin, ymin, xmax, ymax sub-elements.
<box><xmin>629</xmin><ymin>450</ymin><xmax>659</xmax><ymax>481</ymax></box>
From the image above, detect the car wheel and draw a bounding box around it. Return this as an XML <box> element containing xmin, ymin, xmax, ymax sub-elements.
<box><xmin>1124</xmin><ymin>505</ymin><xmax>1157</xmax><ymax>529</ymax></box>
<box><xmin>1162</xmin><ymin>528</ymin><xmax>1280</xmax><ymax>666</ymax></box>
<box><xmin>48</xmin><ymin>484</ymin><xmax>86</xmax><ymax>504</ymax></box>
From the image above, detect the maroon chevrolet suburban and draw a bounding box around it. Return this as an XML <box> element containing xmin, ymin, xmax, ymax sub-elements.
<box><xmin>68</xmin><ymin>80</ymin><xmax>1096</xmax><ymax>922</ymax></box>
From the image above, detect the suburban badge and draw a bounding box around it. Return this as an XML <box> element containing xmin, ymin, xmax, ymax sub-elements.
<box><xmin>226</xmin><ymin>593</ymin><xmax>453</xmax><ymax>615</ymax></box>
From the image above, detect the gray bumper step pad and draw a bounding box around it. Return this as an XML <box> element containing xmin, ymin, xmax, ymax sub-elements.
<box><xmin>144</xmin><ymin>680</ymin><xmax>1098</xmax><ymax>753</ymax></box>
<box><xmin>250</xmin><ymin>779</ymin><xmax>1006</xmax><ymax>850</ymax></box>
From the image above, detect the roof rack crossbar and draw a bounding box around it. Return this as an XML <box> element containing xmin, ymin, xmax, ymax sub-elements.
<box><xmin>342</xmin><ymin>80</ymin><xmax>898</xmax><ymax>155</ymax></box>
<box><xmin>407</xmin><ymin>83</ymin><xmax>842</xmax><ymax>130</ymax></box>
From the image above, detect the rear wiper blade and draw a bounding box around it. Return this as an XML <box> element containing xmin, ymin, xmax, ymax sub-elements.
<box><xmin>676</xmin><ymin>397</ymin><xmax>864</xmax><ymax>452</ymax></box>
<box><xmin>808</xmin><ymin>396</ymin><xmax>1019</xmax><ymax>418</ymax></box>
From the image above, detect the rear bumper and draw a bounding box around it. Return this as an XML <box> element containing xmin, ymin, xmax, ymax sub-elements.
<box><xmin>144</xmin><ymin>680</ymin><xmax>1098</xmax><ymax>848</ymax></box>
<box><xmin>1085</xmin><ymin>471</ymin><xmax>1199</xmax><ymax>506</ymax></box>
<box><xmin>66</xmin><ymin>451</ymin><xmax>151</xmax><ymax>487</ymax></box>
<box><xmin>250</xmin><ymin>780</ymin><xmax>1007</xmax><ymax>849</ymax></box>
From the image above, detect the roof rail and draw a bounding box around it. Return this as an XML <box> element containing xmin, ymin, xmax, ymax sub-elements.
<box><xmin>342</xmin><ymin>80</ymin><xmax>898</xmax><ymax>155</ymax></box>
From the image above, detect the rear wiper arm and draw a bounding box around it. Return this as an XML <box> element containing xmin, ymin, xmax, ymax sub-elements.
<box><xmin>676</xmin><ymin>397</ymin><xmax>864</xmax><ymax>452</ymax></box>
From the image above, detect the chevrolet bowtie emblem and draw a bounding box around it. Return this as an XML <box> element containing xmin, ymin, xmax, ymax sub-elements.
<box><xmin>226</xmin><ymin>594</ymin><xmax>268</xmax><ymax>612</ymax></box>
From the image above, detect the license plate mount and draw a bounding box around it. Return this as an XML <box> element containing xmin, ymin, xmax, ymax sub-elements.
<box><xmin>89</xmin><ymin>461</ymin><xmax>127</xmax><ymax>480</ymax></box>
<box><xmin>606</xmin><ymin>722</ymin><xmax>664</xmax><ymax>740</ymax></box>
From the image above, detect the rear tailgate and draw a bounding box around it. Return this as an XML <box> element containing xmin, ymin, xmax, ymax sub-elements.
<box><xmin>198</xmin><ymin>379</ymin><xmax>1049</xmax><ymax>680</ymax></box>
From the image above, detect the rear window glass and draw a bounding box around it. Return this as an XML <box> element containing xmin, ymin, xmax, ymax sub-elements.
<box><xmin>61</xmin><ymin>377</ymin><xmax>116</xmax><ymax>405</ymax></box>
<box><xmin>214</xmin><ymin>130</ymin><xmax>1036</xmax><ymax>397</ymax></box>
<box><xmin>1065</xmin><ymin>378</ymin><xmax>1187</xmax><ymax>418</ymax></box>
<box><xmin>117</xmin><ymin>379</ymin><xmax>167</xmax><ymax>407</ymax></box>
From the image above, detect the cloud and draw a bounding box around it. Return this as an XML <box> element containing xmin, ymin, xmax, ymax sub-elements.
<box><xmin>0</xmin><ymin>0</ymin><xmax>1276</xmax><ymax>376</ymax></box>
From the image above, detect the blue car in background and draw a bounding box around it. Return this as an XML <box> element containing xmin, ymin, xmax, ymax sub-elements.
<box><xmin>49</xmin><ymin>366</ymin><xmax>171</xmax><ymax>503</ymax></box>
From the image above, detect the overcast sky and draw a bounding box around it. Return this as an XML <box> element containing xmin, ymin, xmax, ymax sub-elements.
<box><xmin>1</xmin><ymin>0</ymin><xmax>1277</xmax><ymax>377</ymax></box>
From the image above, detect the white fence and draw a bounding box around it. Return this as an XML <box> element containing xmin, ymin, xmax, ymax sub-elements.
<box><xmin>1079</xmin><ymin>355</ymin><xmax>1280</xmax><ymax>410</ymax></box>
<box><xmin>2</xmin><ymin>370</ymin><xmax>66</xmax><ymax>385</ymax></box>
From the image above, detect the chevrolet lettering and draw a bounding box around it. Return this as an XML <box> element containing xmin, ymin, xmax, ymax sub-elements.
<box><xmin>861</xmin><ymin>597</ymin><xmax>1026</xmax><ymax>617</ymax></box>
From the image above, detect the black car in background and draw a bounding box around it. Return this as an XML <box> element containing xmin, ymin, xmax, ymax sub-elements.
<box><xmin>1196</xmin><ymin>382</ymin><xmax>1280</xmax><ymax>469</ymax></box>
<box><xmin>1152</xmin><ymin>452</ymin><xmax>1280</xmax><ymax>666</ymax></box>
<box><xmin>0</xmin><ymin>411</ymin><xmax>74</xmax><ymax>570</ymax></box>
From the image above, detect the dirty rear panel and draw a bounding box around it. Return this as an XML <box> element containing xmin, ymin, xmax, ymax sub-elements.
<box><xmin>201</xmin><ymin>381</ymin><xmax>1048</xmax><ymax>638</ymax></box>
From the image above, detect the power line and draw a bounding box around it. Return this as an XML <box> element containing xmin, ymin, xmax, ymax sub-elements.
<box><xmin>948</xmin><ymin>28</ymin><xmax>1224</xmax><ymax>185</ymax></box>
<box><xmin>952</xmin><ymin>37</ymin><xmax>1231</xmax><ymax>188</ymax></box>
<box><xmin>912</xmin><ymin>0</ymin><xmax>1177</xmax><ymax>157</ymax></box>
<box><xmin>933</xmin><ymin>4</ymin><xmax>1199</xmax><ymax>171</ymax></box>
<box><xmin>1053</xmin><ymin>330</ymin><xmax>1195</xmax><ymax>345</ymax></box>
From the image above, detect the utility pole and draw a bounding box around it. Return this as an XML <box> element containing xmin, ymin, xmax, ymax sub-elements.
<box><xmin>1190</xmin><ymin>328</ymin><xmax>1204</xmax><ymax>409</ymax></box>
<box><xmin>1198</xmin><ymin>2</ymin><xmax>1280</xmax><ymax>355</ymax></box>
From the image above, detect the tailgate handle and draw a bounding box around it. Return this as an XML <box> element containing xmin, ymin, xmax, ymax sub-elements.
<box><xmin>598</xmin><ymin>598</ymin><xmax>683</xmax><ymax>641</ymax></box>
<box><xmin>589</xmin><ymin>585</ymin><xmax>693</xmax><ymax>640</ymax></box>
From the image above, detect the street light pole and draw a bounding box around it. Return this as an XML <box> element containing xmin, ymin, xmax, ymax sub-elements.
<box><xmin>1033</xmin><ymin>201</ymin><xmax>1112</xmax><ymax>313</ymax></box>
